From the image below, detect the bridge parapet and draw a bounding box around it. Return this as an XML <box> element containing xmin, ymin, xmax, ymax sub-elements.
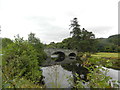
<box><xmin>44</xmin><ymin>48</ymin><xmax>77</xmax><ymax>57</ymax></box>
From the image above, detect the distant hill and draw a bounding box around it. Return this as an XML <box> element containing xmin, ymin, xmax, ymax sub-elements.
<box><xmin>108</xmin><ymin>34</ymin><xmax>120</xmax><ymax>46</ymax></box>
<box><xmin>96</xmin><ymin>34</ymin><xmax>120</xmax><ymax>52</ymax></box>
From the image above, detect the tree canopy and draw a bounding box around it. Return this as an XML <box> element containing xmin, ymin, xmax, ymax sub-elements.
<box><xmin>69</xmin><ymin>18</ymin><xmax>97</xmax><ymax>52</ymax></box>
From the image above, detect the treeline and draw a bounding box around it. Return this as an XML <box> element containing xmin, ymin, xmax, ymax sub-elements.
<box><xmin>45</xmin><ymin>34</ymin><xmax>120</xmax><ymax>53</ymax></box>
<box><xmin>2</xmin><ymin>33</ymin><xmax>46</xmax><ymax>88</ymax></box>
<box><xmin>45</xmin><ymin>18</ymin><xmax>120</xmax><ymax>53</ymax></box>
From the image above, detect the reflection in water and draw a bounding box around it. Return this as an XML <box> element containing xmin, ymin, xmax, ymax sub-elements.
<box><xmin>61</xmin><ymin>62</ymin><xmax>89</xmax><ymax>82</ymax></box>
<box><xmin>41</xmin><ymin>62</ymin><xmax>89</xmax><ymax>88</ymax></box>
<box><xmin>42</xmin><ymin>65</ymin><xmax>73</xmax><ymax>88</ymax></box>
<box><xmin>42</xmin><ymin>64</ymin><xmax>120</xmax><ymax>88</ymax></box>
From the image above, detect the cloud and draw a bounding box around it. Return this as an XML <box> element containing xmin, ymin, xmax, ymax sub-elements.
<box><xmin>1</xmin><ymin>0</ymin><xmax>118</xmax><ymax>44</ymax></box>
<box><xmin>38</xmin><ymin>24</ymin><xmax>70</xmax><ymax>44</ymax></box>
<box><xmin>118</xmin><ymin>1</ymin><xmax>120</xmax><ymax>34</ymax></box>
<box><xmin>25</xmin><ymin>16</ymin><xmax>70</xmax><ymax>44</ymax></box>
<box><xmin>86</xmin><ymin>26</ymin><xmax>115</xmax><ymax>38</ymax></box>
<box><xmin>87</xmin><ymin>26</ymin><xmax>113</xmax><ymax>33</ymax></box>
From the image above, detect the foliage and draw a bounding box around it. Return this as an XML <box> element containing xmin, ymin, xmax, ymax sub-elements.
<box><xmin>2</xmin><ymin>77</ymin><xmax>43</xmax><ymax>88</ymax></box>
<box><xmin>75</xmin><ymin>65</ymin><xmax>115</xmax><ymax>88</ymax></box>
<box><xmin>108</xmin><ymin>34</ymin><xmax>120</xmax><ymax>46</ymax></box>
<box><xmin>76</xmin><ymin>52</ymin><xmax>84</xmax><ymax>60</ymax></box>
<box><xmin>76</xmin><ymin>52</ymin><xmax>91</xmax><ymax>65</ymax></box>
<box><xmin>74</xmin><ymin>53</ymin><xmax>119</xmax><ymax>88</ymax></box>
<box><xmin>96</xmin><ymin>34</ymin><xmax>120</xmax><ymax>52</ymax></box>
<box><xmin>69</xmin><ymin>18</ymin><xmax>97</xmax><ymax>52</ymax></box>
<box><xmin>2</xmin><ymin>35</ymin><xmax>43</xmax><ymax>88</ymax></box>
<box><xmin>45</xmin><ymin>34</ymin><xmax>120</xmax><ymax>53</ymax></box>
<box><xmin>46</xmin><ymin>42</ymin><xmax>57</xmax><ymax>49</ymax></box>
<box><xmin>28</xmin><ymin>33</ymin><xmax>47</xmax><ymax>65</ymax></box>
<box><xmin>2</xmin><ymin>38</ymin><xmax>13</xmax><ymax>48</ymax></box>
<box><xmin>61</xmin><ymin>37</ymin><xmax>73</xmax><ymax>49</ymax></box>
<box><xmin>45</xmin><ymin>38</ymin><xmax>74</xmax><ymax>49</ymax></box>
<box><xmin>91</xmin><ymin>53</ymin><xmax>120</xmax><ymax>70</ymax></box>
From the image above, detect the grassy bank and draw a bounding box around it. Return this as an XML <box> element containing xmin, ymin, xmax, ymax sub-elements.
<box><xmin>91</xmin><ymin>52</ymin><xmax>120</xmax><ymax>70</ymax></box>
<box><xmin>92</xmin><ymin>52</ymin><xmax>119</xmax><ymax>58</ymax></box>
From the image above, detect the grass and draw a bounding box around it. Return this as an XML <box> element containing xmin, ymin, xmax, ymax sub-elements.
<box><xmin>91</xmin><ymin>52</ymin><xmax>119</xmax><ymax>58</ymax></box>
<box><xmin>90</xmin><ymin>52</ymin><xmax>120</xmax><ymax>70</ymax></box>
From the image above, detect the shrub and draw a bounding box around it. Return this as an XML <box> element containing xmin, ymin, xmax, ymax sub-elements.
<box><xmin>2</xmin><ymin>36</ymin><xmax>42</xmax><ymax>88</ymax></box>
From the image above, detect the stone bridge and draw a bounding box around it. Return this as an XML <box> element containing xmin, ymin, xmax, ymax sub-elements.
<box><xmin>42</xmin><ymin>48</ymin><xmax>77</xmax><ymax>66</ymax></box>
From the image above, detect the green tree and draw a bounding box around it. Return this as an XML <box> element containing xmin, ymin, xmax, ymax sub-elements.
<box><xmin>108</xmin><ymin>34</ymin><xmax>120</xmax><ymax>46</ymax></box>
<box><xmin>69</xmin><ymin>18</ymin><xmax>97</xmax><ymax>52</ymax></box>
<box><xmin>2</xmin><ymin>35</ymin><xmax>42</xmax><ymax>88</ymax></box>
<box><xmin>96</xmin><ymin>36</ymin><xmax>119</xmax><ymax>52</ymax></box>
<box><xmin>70</xmin><ymin>18</ymin><xmax>81</xmax><ymax>38</ymax></box>
<box><xmin>46</xmin><ymin>42</ymin><xmax>57</xmax><ymax>48</ymax></box>
<box><xmin>28</xmin><ymin>33</ymin><xmax>47</xmax><ymax>65</ymax></box>
<box><xmin>2</xmin><ymin>38</ymin><xmax>13</xmax><ymax>48</ymax></box>
<box><xmin>62</xmin><ymin>37</ymin><xmax>73</xmax><ymax>49</ymax></box>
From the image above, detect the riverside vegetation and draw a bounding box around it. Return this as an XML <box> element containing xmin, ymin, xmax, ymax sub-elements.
<box><xmin>74</xmin><ymin>52</ymin><xmax>120</xmax><ymax>88</ymax></box>
<box><xmin>2</xmin><ymin>34</ymin><xmax>46</xmax><ymax>88</ymax></box>
<box><xmin>1</xmin><ymin>18</ymin><xmax>120</xmax><ymax>88</ymax></box>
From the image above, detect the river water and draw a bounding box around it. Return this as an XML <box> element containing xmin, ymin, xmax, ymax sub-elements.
<box><xmin>41</xmin><ymin>65</ymin><xmax>120</xmax><ymax>88</ymax></box>
<box><xmin>42</xmin><ymin>65</ymin><xmax>73</xmax><ymax>88</ymax></box>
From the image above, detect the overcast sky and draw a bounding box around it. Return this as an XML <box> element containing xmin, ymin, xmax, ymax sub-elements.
<box><xmin>0</xmin><ymin>0</ymin><xmax>119</xmax><ymax>44</ymax></box>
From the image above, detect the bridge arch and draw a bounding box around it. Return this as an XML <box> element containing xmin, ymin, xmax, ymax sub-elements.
<box><xmin>69</xmin><ymin>53</ymin><xmax>76</xmax><ymax>59</ymax></box>
<box><xmin>51</xmin><ymin>51</ymin><xmax>65</xmax><ymax>62</ymax></box>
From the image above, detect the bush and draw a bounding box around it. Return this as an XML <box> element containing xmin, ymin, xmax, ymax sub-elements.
<box><xmin>75</xmin><ymin>65</ymin><xmax>119</xmax><ymax>88</ymax></box>
<box><xmin>2</xmin><ymin>36</ymin><xmax>42</xmax><ymax>88</ymax></box>
<box><xmin>2</xmin><ymin>77</ymin><xmax>43</xmax><ymax>88</ymax></box>
<box><xmin>28</xmin><ymin>33</ymin><xmax>47</xmax><ymax>65</ymax></box>
<box><xmin>74</xmin><ymin>53</ymin><xmax>119</xmax><ymax>88</ymax></box>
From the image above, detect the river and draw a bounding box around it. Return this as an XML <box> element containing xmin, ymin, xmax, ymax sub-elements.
<box><xmin>42</xmin><ymin>65</ymin><xmax>73</xmax><ymax>88</ymax></box>
<box><xmin>41</xmin><ymin>65</ymin><xmax>120</xmax><ymax>88</ymax></box>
